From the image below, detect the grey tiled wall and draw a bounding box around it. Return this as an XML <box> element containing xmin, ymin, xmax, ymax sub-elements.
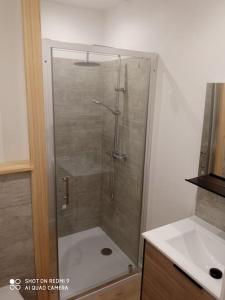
<box><xmin>53</xmin><ymin>57</ymin><xmax>103</xmax><ymax>236</ymax></box>
<box><xmin>0</xmin><ymin>173</ymin><xmax>35</xmax><ymax>300</ymax></box>
<box><xmin>56</xmin><ymin>164</ymin><xmax>101</xmax><ymax>236</ymax></box>
<box><xmin>100</xmin><ymin>58</ymin><xmax>151</xmax><ymax>263</ymax></box>
<box><xmin>196</xmin><ymin>188</ymin><xmax>225</xmax><ymax>231</ymax></box>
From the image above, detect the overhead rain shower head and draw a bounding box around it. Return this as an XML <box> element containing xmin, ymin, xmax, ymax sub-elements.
<box><xmin>74</xmin><ymin>52</ymin><xmax>100</xmax><ymax>67</ymax></box>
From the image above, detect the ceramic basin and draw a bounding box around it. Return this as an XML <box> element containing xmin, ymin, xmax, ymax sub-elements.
<box><xmin>143</xmin><ymin>216</ymin><xmax>225</xmax><ymax>299</ymax></box>
<box><xmin>168</xmin><ymin>228</ymin><xmax>225</xmax><ymax>275</ymax></box>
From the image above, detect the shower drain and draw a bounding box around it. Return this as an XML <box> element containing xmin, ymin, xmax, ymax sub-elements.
<box><xmin>101</xmin><ymin>248</ymin><xmax>113</xmax><ymax>256</ymax></box>
<box><xmin>209</xmin><ymin>268</ymin><xmax>223</xmax><ymax>279</ymax></box>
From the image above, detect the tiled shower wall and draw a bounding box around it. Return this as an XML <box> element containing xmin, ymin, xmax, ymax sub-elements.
<box><xmin>53</xmin><ymin>57</ymin><xmax>103</xmax><ymax>236</ymax></box>
<box><xmin>100</xmin><ymin>58</ymin><xmax>151</xmax><ymax>263</ymax></box>
<box><xmin>52</xmin><ymin>56</ymin><xmax>151</xmax><ymax>263</ymax></box>
<box><xmin>0</xmin><ymin>173</ymin><xmax>35</xmax><ymax>300</ymax></box>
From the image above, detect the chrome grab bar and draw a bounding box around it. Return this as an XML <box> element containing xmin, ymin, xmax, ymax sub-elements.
<box><xmin>62</xmin><ymin>176</ymin><xmax>70</xmax><ymax>210</ymax></box>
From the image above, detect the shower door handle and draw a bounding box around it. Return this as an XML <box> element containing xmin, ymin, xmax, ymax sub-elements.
<box><xmin>62</xmin><ymin>176</ymin><xmax>70</xmax><ymax>210</ymax></box>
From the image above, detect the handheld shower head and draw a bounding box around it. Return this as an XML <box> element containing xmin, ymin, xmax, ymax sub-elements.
<box><xmin>91</xmin><ymin>99</ymin><xmax>120</xmax><ymax>115</ymax></box>
<box><xmin>92</xmin><ymin>100</ymin><xmax>101</xmax><ymax>105</ymax></box>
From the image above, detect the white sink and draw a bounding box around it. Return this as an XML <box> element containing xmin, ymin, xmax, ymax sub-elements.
<box><xmin>143</xmin><ymin>216</ymin><xmax>225</xmax><ymax>299</ymax></box>
<box><xmin>168</xmin><ymin>229</ymin><xmax>225</xmax><ymax>275</ymax></box>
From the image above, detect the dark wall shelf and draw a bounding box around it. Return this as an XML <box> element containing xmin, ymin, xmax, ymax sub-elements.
<box><xmin>186</xmin><ymin>174</ymin><xmax>225</xmax><ymax>198</ymax></box>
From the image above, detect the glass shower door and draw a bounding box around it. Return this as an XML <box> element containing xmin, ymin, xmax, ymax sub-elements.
<box><xmin>51</xmin><ymin>47</ymin><xmax>151</xmax><ymax>299</ymax></box>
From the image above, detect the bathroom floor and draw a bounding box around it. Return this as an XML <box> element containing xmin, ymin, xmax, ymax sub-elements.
<box><xmin>58</xmin><ymin>227</ymin><xmax>136</xmax><ymax>300</ymax></box>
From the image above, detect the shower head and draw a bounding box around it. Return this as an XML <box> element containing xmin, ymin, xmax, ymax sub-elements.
<box><xmin>74</xmin><ymin>61</ymin><xmax>100</xmax><ymax>67</ymax></box>
<box><xmin>92</xmin><ymin>100</ymin><xmax>101</xmax><ymax>105</ymax></box>
<box><xmin>74</xmin><ymin>52</ymin><xmax>100</xmax><ymax>67</ymax></box>
<box><xmin>91</xmin><ymin>99</ymin><xmax>120</xmax><ymax>116</ymax></box>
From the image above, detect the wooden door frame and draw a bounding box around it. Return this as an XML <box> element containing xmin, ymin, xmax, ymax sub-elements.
<box><xmin>21</xmin><ymin>1</ymin><xmax>57</xmax><ymax>299</ymax></box>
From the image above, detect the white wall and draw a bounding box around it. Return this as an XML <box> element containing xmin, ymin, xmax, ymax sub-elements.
<box><xmin>0</xmin><ymin>0</ymin><xmax>29</xmax><ymax>163</ymax></box>
<box><xmin>103</xmin><ymin>0</ymin><xmax>225</xmax><ymax>229</ymax></box>
<box><xmin>41</xmin><ymin>0</ymin><xmax>105</xmax><ymax>44</ymax></box>
<box><xmin>40</xmin><ymin>0</ymin><xmax>225</xmax><ymax>230</ymax></box>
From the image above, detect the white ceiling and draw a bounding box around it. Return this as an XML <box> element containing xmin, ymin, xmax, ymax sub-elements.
<box><xmin>46</xmin><ymin>0</ymin><xmax>126</xmax><ymax>11</ymax></box>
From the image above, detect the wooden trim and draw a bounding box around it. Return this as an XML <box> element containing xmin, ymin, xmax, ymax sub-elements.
<box><xmin>0</xmin><ymin>161</ymin><xmax>33</xmax><ymax>175</ymax></box>
<box><xmin>21</xmin><ymin>1</ymin><xmax>52</xmax><ymax>299</ymax></box>
<box><xmin>71</xmin><ymin>273</ymin><xmax>140</xmax><ymax>300</ymax></box>
<box><xmin>73</xmin><ymin>274</ymin><xmax>141</xmax><ymax>300</ymax></box>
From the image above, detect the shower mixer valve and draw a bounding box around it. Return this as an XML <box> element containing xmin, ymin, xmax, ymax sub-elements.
<box><xmin>106</xmin><ymin>150</ymin><xmax>127</xmax><ymax>161</ymax></box>
<box><xmin>112</xmin><ymin>151</ymin><xmax>127</xmax><ymax>161</ymax></box>
<box><xmin>115</xmin><ymin>87</ymin><xmax>126</xmax><ymax>93</ymax></box>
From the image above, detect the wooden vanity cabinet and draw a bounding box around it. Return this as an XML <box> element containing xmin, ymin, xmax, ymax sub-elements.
<box><xmin>141</xmin><ymin>242</ymin><xmax>216</xmax><ymax>300</ymax></box>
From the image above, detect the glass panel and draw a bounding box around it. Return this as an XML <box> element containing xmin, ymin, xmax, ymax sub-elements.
<box><xmin>101</xmin><ymin>57</ymin><xmax>151</xmax><ymax>265</ymax></box>
<box><xmin>52</xmin><ymin>48</ymin><xmax>151</xmax><ymax>299</ymax></box>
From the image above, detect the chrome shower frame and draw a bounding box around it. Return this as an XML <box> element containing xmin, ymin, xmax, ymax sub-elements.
<box><xmin>42</xmin><ymin>39</ymin><xmax>158</xmax><ymax>297</ymax></box>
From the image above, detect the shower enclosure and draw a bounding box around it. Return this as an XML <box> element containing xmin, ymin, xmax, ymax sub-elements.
<box><xmin>43</xmin><ymin>41</ymin><xmax>156</xmax><ymax>300</ymax></box>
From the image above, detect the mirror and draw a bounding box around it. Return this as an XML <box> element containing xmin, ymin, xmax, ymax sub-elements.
<box><xmin>199</xmin><ymin>83</ymin><xmax>225</xmax><ymax>178</ymax></box>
